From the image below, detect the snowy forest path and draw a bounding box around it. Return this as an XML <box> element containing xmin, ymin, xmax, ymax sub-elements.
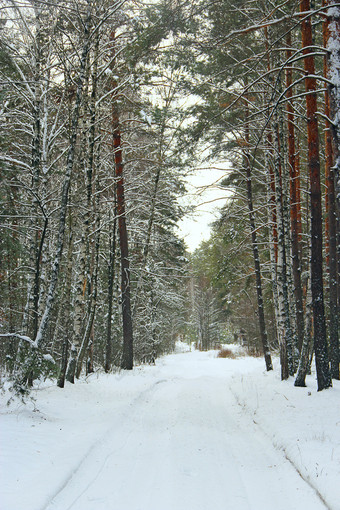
<box><xmin>40</xmin><ymin>352</ymin><xmax>328</xmax><ymax>510</ymax></box>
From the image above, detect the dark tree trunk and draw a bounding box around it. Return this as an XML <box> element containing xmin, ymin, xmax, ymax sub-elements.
<box><xmin>105</xmin><ymin>208</ymin><xmax>117</xmax><ymax>373</ymax></box>
<box><xmin>110</xmin><ymin>32</ymin><xmax>133</xmax><ymax>370</ymax></box>
<box><xmin>245</xmin><ymin>154</ymin><xmax>273</xmax><ymax>372</ymax></box>
<box><xmin>57</xmin><ymin>225</ymin><xmax>73</xmax><ymax>388</ymax></box>
<box><xmin>300</xmin><ymin>0</ymin><xmax>331</xmax><ymax>390</ymax></box>
<box><xmin>57</xmin><ymin>338</ymin><xmax>69</xmax><ymax>389</ymax></box>
<box><xmin>286</xmin><ymin>31</ymin><xmax>304</xmax><ymax>354</ymax></box>
<box><xmin>32</xmin><ymin>215</ymin><xmax>48</xmax><ymax>339</ymax></box>
<box><xmin>243</xmin><ymin>90</ymin><xmax>272</xmax><ymax>371</ymax></box>
<box><xmin>115</xmin><ymin>126</ymin><xmax>134</xmax><ymax>370</ymax></box>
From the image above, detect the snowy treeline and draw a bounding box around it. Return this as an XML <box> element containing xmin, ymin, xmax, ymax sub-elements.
<box><xmin>0</xmin><ymin>0</ymin><xmax>339</xmax><ymax>393</ymax></box>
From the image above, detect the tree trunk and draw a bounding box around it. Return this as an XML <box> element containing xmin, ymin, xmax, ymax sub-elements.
<box><xmin>324</xmin><ymin>0</ymin><xmax>339</xmax><ymax>380</ymax></box>
<box><xmin>273</xmin><ymin>105</ymin><xmax>295</xmax><ymax>378</ymax></box>
<box><xmin>106</xmin><ymin>208</ymin><xmax>117</xmax><ymax>373</ymax></box>
<box><xmin>110</xmin><ymin>31</ymin><xmax>133</xmax><ymax>370</ymax></box>
<box><xmin>75</xmin><ymin>217</ymin><xmax>100</xmax><ymax>379</ymax></box>
<box><xmin>286</xmin><ymin>30</ymin><xmax>305</xmax><ymax>355</ymax></box>
<box><xmin>326</xmin><ymin>1</ymin><xmax>340</xmax><ymax>216</ymax></box>
<box><xmin>243</xmin><ymin>88</ymin><xmax>272</xmax><ymax>371</ymax></box>
<box><xmin>57</xmin><ymin>223</ymin><xmax>73</xmax><ymax>388</ymax></box>
<box><xmin>300</xmin><ymin>0</ymin><xmax>332</xmax><ymax>390</ymax></box>
<box><xmin>244</xmin><ymin>152</ymin><xmax>273</xmax><ymax>371</ymax></box>
<box><xmin>66</xmin><ymin>50</ymin><xmax>93</xmax><ymax>383</ymax></box>
<box><xmin>295</xmin><ymin>272</ymin><xmax>313</xmax><ymax>386</ymax></box>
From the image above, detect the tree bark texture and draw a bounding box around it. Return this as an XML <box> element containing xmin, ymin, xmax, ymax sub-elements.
<box><xmin>324</xmin><ymin>0</ymin><xmax>339</xmax><ymax>380</ymax></box>
<box><xmin>35</xmin><ymin>10</ymin><xmax>91</xmax><ymax>351</ymax></box>
<box><xmin>295</xmin><ymin>273</ymin><xmax>314</xmax><ymax>386</ymax></box>
<box><xmin>326</xmin><ymin>1</ymin><xmax>340</xmax><ymax>216</ymax></box>
<box><xmin>106</xmin><ymin>205</ymin><xmax>117</xmax><ymax>373</ymax></box>
<box><xmin>300</xmin><ymin>0</ymin><xmax>332</xmax><ymax>390</ymax></box>
<box><xmin>245</xmin><ymin>154</ymin><xmax>273</xmax><ymax>372</ymax></box>
<box><xmin>110</xmin><ymin>32</ymin><xmax>134</xmax><ymax>370</ymax></box>
<box><xmin>57</xmin><ymin>225</ymin><xmax>73</xmax><ymax>388</ymax></box>
<box><xmin>286</xmin><ymin>31</ymin><xmax>305</xmax><ymax>355</ymax></box>
<box><xmin>273</xmin><ymin>106</ymin><xmax>295</xmax><ymax>378</ymax></box>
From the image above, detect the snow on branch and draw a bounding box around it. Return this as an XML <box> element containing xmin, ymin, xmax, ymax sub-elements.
<box><xmin>0</xmin><ymin>333</ymin><xmax>35</xmax><ymax>347</ymax></box>
<box><xmin>219</xmin><ymin>4</ymin><xmax>340</xmax><ymax>43</ymax></box>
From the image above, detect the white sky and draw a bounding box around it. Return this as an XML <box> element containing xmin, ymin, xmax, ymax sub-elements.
<box><xmin>177</xmin><ymin>164</ymin><xmax>232</xmax><ymax>252</ymax></box>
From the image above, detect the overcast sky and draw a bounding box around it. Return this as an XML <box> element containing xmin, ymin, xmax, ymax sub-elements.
<box><xmin>177</xmin><ymin>165</ymin><xmax>232</xmax><ymax>252</ymax></box>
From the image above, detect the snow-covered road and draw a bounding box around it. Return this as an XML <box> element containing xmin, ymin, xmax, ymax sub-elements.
<box><xmin>2</xmin><ymin>347</ymin><xmax>336</xmax><ymax>510</ymax></box>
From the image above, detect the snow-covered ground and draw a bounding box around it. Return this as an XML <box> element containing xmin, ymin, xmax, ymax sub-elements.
<box><xmin>1</xmin><ymin>345</ymin><xmax>339</xmax><ymax>510</ymax></box>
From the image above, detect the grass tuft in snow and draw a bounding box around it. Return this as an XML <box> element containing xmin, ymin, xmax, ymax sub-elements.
<box><xmin>217</xmin><ymin>348</ymin><xmax>237</xmax><ymax>359</ymax></box>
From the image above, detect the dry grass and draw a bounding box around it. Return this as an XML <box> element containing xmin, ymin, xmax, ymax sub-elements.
<box><xmin>217</xmin><ymin>348</ymin><xmax>237</xmax><ymax>359</ymax></box>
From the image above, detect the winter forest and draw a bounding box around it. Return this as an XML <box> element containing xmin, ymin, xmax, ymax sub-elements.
<box><xmin>1</xmin><ymin>0</ymin><xmax>339</xmax><ymax>393</ymax></box>
<box><xmin>1</xmin><ymin>0</ymin><xmax>340</xmax><ymax>508</ymax></box>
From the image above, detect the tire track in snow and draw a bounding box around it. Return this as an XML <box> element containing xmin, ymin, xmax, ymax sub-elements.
<box><xmin>39</xmin><ymin>378</ymin><xmax>170</xmax><ymax>510</ymax></box>
<box><xmin>229</xmin><ymin>383</ymin><xmax>332</xmax><ymax>510</ymax></box>
<box><xmin>44</xmin><ymin>373</ymin><xmax>329</xmax><ymax>510</ymax></box>
<box><xmin>39</xmin><ymin>368</ymin><xmax>329</xmax><ymax>510</ymax></box>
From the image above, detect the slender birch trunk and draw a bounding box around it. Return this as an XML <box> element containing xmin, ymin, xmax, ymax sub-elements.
<box><xmin>76</xmin><ymin>217</ymin><xmax>100</xmax><ymax>378</ymax></box>
<box><xmin>324</xmin><ymin>0</ymin><xmax>339</xmax><ymax>380</ymax></box>
<box><xmin>295</xmin><ymin>270</ymin><xmax>314</xmax><ymax>386</ymax></box>
<box><xmin>33</xmin><ymin>6</ymin><xmax>92</xmax><ymax>355</ymax></box>
<box><xmin>266</xmin><ymin>154</ymin><xmax>280</xmax><ymax>348</ymax></box>
<box><xmin>325</xmin><ymin>1</ymin><xmax>340</xmax><ymax>215</ymax></box>
<box><xmin>66</xmin><ymin>61</ymin><xmax>91</xmax><ymax>383</ymax></box>
<box><xmin>273</xmin><ymin>104</ymin><xmax>295</xmax><ymax>378</ymax></box>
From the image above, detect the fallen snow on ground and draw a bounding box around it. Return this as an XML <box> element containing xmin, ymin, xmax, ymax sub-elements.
<box><xmin>1</xmin><ymin>347</ymin><xmax>339</xmax><ymax>510</ymax></box>
<box><xmin>230</xmin><ymin>356</ymin><xmax>340</xmax><ymax>510</ymax></box>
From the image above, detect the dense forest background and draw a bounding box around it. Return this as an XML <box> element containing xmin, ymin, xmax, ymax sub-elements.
<box><xmin>0</xmin><ymin>0</ymin><xmax>339</xmax><ymax>395</ymax></box>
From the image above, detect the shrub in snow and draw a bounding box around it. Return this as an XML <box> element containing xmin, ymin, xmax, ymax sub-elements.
<box><xmin>217</xmin><ymin>348</ymin><xmax>237</xmax><ymax>359</ymax></box>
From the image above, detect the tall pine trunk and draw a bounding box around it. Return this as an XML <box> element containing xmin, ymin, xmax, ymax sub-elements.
<box><xmin>245</xmin><ymin>155</ymin><xmax>273</xmax><ymax>371</ymax></box>
<box><xmin>110</xmin><ymin>32</ymin><xmax>133</xmax><ymax>370</ymax></box>
<box><xmin>106</xmin><ymin>206</ymin><xmax>117</xmax><ymax>373</ymax></box>
<box><xmin>286</xmin><ymin>30</ymin><xmax>305</xmax><ymax>355</ymax></box>
<box><xmin>243</xmin><ymin>95</ymin><xmax>272</xmax><ymax>371</ymax></box>
<box><xmin>300</xmin><ymin>0</ymin><xmax>331</xmax><ymax>390</ymax></box>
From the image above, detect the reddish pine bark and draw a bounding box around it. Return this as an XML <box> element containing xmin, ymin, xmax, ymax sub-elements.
<box><xmin>300</xmin><ymin>0</ymin><xmax>332</xmax><ymax>390</ymax></box>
